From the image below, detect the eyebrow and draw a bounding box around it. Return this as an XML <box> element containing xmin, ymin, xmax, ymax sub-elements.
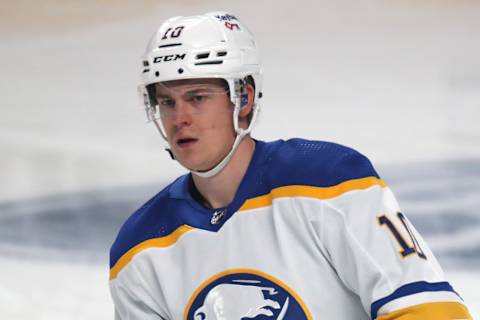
<box><xmin>184</xmin><ymin>87</ymin><xmax>219</xmax><ymax>96</ymax></box>
<box><xmin>155</xmin><ymin>92</ymin><xmax>173</xmax><ymax>100</ymax></box>
<box><xmin>156</xmin><ymin>86</ymin><xmax>221</xmax><ymax>98</ymax></box>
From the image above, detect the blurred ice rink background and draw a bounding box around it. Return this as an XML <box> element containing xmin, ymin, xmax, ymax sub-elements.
<box><xmin>0</xmin><ymin>0</ymin><xmax>479</xmax><ymax>318</ymax></box>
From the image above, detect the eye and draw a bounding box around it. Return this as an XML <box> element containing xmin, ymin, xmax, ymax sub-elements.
<box><xmin>192</xmin><ymin>94</ymin><xmax>206</xmax><ymax>102</ymax></box>
<box><xmin>187</xmin><ymin>93</ymin><xmax>209</xmax><ymax>104</ymax></box>
<box><xmin>158</xmin><ymin>97</ymin><xmax>175</xmax><ymax>107</ymax></box>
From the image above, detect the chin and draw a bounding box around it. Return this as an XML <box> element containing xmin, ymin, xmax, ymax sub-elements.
<box><xmin>174</xmin><ymin>146</ymin><xmax>228</xmax><ymax>173</ymax></box>
<box><xmin>176</xmin><ymin>157</ymin><xmax>204</xmax><ymax>172</ymax></box>
<box><xmin>178</xmin><ymin>157</ymin><xmax>218</xmax><ymax>173</ymax></box>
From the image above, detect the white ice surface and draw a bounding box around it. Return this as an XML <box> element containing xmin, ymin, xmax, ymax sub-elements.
<box><xmin>0</xmin><ymin>256</ymin><xmax>111</xmax><ymax>320</ymax></box>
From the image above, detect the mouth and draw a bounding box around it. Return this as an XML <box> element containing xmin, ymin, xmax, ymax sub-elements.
<box><xmin>176</xmin><ymin>137</ymin><xmax>198</xmax><ymax>148</ymax></box>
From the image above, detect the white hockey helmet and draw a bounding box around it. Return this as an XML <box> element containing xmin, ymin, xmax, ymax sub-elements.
<box><xmin>138</xmin><ymin>12</ymin><xmax>262</xmax><ymax>178</ymax></box>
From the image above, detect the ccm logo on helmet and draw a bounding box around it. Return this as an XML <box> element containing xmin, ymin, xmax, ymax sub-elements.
<box><xmin>153</xmin><ymin>53</ymin><xmax>186</xmax><ymax>63</ymax></box>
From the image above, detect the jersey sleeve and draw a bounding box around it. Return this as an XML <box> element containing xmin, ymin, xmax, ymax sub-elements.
<box><xmin>109</xmin><ymin>192</ymin><xmax>177</xmax><ymax>320</ymax></box>
<box><xmin>311</xmin><ymin>152</ymin><xmax>472</xmax><ymax>320</ymax></box>
<box><xmin>110</xmin><ymin>262</ymin><xmax>169</xmax><ymax>320</ymax></box>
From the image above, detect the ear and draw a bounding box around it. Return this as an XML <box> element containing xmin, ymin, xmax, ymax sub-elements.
<box><xmin>239</xmin><ymin>83</ymin><xmax>255</xmax><ymax>119</ymax></box>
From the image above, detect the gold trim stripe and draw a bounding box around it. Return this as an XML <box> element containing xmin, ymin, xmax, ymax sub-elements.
<box><xmin>377</xmin><ymin>301</ymin><xmax>472</xmax><ymax>319</ymax></box>
<box><xmin>109</xmin><ymin>176</ymin><xmax>386</xmax><ymax>280</ymax></box>
<box><xmin>109</xmin><ymin>225</ymin><xmax>193</xmax><ymax>280</ymax></box>
<box><xmin>239</xmin><ymin>176</ymin><xmax>386</xmax><ymax>212</ymax></box>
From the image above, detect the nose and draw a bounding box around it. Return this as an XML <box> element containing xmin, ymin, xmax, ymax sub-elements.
<box><xmin>171</xmin><ymin>99</ymin><xmax>193</xmax><ymax>127</ymax></box>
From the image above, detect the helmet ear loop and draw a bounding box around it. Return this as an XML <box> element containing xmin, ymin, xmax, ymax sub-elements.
<box><xmin>233</xmin><ymin>100</ymin><xmax>243</xmax><ymax>136</ymax></box>
<box><xmin>233</xmin><ymin>78</ymin><xmax>250</xmax><ymax>136</ymax></box>
<box><xmin>235</xmin><ymin>82</ymin><xmax>259</xmax><ymax>136</ymax></box>
<box><xmin>244</xmin><ymin>101</ymin><xmax>260</xmax><ymax>135</ymax></box>
<box><xmin>149</xmin><ymin>108</ymin><xmax>176</xmax><ymax>160</ymax></box>
<box><xmin>152</xmin><ymin>119</ymin><xmax>169</xmax><ymax>142</ymax></box>
<box><xmin>140</xmin><ymin>85</ymin><xmax>175</xmax><ymax>159</ymax></box>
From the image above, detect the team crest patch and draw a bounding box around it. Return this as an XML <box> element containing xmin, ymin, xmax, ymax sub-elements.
<box><xmin>184</xmin><ymin>268</ymin><xmax>311</xmax><ymax>320</ymax></box>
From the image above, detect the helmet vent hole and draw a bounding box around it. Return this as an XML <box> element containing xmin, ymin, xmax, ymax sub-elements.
<box><xmin>158</xmin><ymin>43</ymin><xmax>182</xmax><ymax>48</ymax></box>
<box><xmin>155</xmin><ymin>71</ymin><xmax>160</xmax><ymax>77</ymax></box>
<box><xmin>216</xmin><ymin>51</ymin><xmax>227</xmax><ymax>57</ymax></box>
<box><xmin>194</xmin><ymin>61</ymin><xmax>223</xmax><ymax>66</ymax></box>
<box><xmin>196</xmin><ymin>52</ymin><xmax>210</xmax><ymax>59</ymax></box>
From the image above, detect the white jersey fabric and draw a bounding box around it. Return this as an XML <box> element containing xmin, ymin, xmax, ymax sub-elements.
<box><xmin>109</xmin><ymin>139</ymin><xmax>471</xmax><ymax>320</ymax></box>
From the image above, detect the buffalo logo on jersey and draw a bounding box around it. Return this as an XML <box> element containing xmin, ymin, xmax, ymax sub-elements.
<box><xmin>184</xmin><ymin>269</ymin><xmax>311</xmax><ymax>320</ymax></box>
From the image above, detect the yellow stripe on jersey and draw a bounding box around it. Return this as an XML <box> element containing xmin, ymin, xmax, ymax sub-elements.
<box><xmin>239</xmin><ymin>176</ymin><xmax>386</xmax><ymax>211</ymax></box>
<box><xmin>110</xmin><ymin>177</ymin><xmax>385</xmax><ymax>280</ymax></box>
<box><xmin>377</xmin><ymin>301</ymin><xmax>472</xmax><ymax>320</ymax></box>
<box><xmin>109</xmin><ymin>224</ymin><xmax>193</xmax><ymax>280</ymax></box>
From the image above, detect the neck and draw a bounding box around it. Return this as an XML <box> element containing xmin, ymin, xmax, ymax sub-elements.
<box><xmin>192</xmin><ymin>137</ymin><xmax>255</xmax><ymax>209</ymax></box>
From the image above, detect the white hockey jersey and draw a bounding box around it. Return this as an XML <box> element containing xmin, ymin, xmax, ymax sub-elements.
<box><xmin>109</xmin><ymin>139</ymin><xmax>472</xmax><ymax>320</ymax></box>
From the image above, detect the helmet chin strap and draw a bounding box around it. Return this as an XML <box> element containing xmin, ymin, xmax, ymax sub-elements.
<box><xmin>191</xmin><ymin>127</ymin><xmax>248</xmax><ymax>178</ymax></box>
<box><xmin>152</xmin><ymin>98</ymin><xmax>260</xmax><ymax>179</ymax></box>
<box><xmin>188</xmin><ymin>97</ymin><xmax>260</xmax><ymax>178</ymax></box>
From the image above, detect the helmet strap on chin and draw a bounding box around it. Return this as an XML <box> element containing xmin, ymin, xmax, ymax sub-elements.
<box><xmin>149</xmin><ymin>107</ymin><xmax>176</xmax><ymax>160</ymax></box>
<box><xmin>191</xmin><ymin>129</ymin><xmax>246</xmax><ymax>178</ymax></box>
<box><xmin>165</xmin><ymin>148</ymin><xmax>175</xmax><ymax>160</ymax></box>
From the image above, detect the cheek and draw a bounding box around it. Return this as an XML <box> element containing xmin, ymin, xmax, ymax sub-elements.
<box><xmin>201</xmin><ymin>104</ymin><xmax>235</xmax><ymax>131</ymax></box>
<box><xmin>210</xmin><ymin>113</ymin><xmax>236</xmax><ymax>136</ymax></box>
<box><xmin>216</xmin><ymin>102</ymin><xmax>236</xmax><ymax>128</ymax></box>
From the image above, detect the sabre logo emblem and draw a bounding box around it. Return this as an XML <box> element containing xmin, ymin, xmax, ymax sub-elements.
<box><xmin>153</xmin><ymin>53</ymin><xmax>186</xmax><ymax>63</ymax></box>
<box><xmin>184</xmin><ymin>269</ymin><xmax>311</xmax><ymax>320</ymax></box>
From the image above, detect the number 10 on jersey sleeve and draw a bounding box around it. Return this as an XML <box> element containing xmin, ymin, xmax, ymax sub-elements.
<box><xmin>377</xmin><ymin>212</ymin><xmax>427</xmax><ymax>260</ymax></box>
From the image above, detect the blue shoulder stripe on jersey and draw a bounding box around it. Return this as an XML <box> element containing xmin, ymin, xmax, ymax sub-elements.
<box><xmin>370</xmin><ymin>281</ymin><xmax>460</xmax><ymax>319</ymax></box>
<box><xmin>265</xmin><ymin>138</ymin><xmax>380</xmax><ymax>190</ymax></box>
<box><xmin>109</xmin><ymin>180</ymin><xmax>187</xmax><ymax>269</ymax></box>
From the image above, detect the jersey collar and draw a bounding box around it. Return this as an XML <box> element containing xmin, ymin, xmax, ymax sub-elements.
<box><xmin>167</xmin><ymin>140</ymin><xmax>273</xmax><ymax>231</ymax></box>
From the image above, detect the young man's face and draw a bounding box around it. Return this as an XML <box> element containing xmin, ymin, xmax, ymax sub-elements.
<box><xmin>155</xmin><ymin>78</ymin><xmax>236</xmax><ymax>172</ymax></box>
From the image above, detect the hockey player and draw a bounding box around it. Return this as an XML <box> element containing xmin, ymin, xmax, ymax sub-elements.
<box><xmin>109</xmin><ymin>12</ymin><xmax>473</xmax><ymax>320</ymax></box>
